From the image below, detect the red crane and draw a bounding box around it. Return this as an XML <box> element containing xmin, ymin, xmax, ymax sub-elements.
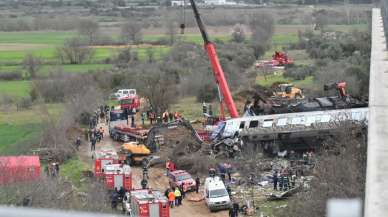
<box><xmin>188</xmin><ymin>0</ymin><xmax>239</xmax><ymax>119</ymax></box>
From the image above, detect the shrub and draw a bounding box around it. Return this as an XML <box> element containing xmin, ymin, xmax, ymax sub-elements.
<box><xmin>0</xmin><ymin>72</ymin><xmax>23</xmax><ymax>81</ymax></box>
<box><xmin>284</xmin><ymin>65</ymin><xmax>315</xmax><ymax>80</ymax></box>
<box><xmin>196</xmin><ymin>83</ymin><xmax>218</xmax><ymax>103</ymax></box>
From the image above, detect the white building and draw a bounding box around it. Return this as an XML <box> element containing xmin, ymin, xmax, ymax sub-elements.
<box><xmin>171</xmin><ymin>0</ymin><xmax>186</xmax><ymax>6</ymax></box>
<box><xmin>203</xmin><ymin>0</ymin><xmax>236</xmax><ymax>6</ymax></box>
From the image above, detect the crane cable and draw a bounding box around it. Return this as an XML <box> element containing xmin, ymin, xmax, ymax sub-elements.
<box><xmin>180</xmin><ymin>0</ymin><xmax>186</xmax><ymax>34</ymax></box>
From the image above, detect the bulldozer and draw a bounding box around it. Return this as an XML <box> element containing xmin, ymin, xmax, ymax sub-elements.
<box><xmin>118</xmin><ymin>142</ymin><xmax>151</xmax><ymax>166</ymax></box>
<box><xmin>273</xmin><ymin>83</ymin><xmax>304</xmax><ymax>99</ymax></box>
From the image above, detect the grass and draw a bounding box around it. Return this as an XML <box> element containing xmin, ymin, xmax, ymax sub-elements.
<box><xmin>171</xmin><ymin>97</ymin><xmax>222</xmax><ymax>121</ymax></box>
<box><xmin>0</xmin><ymin>47</ymin><xmax>57</xmax><ymax>64</ymax></box>
<box><xmin>0</xmin><ymin>31</ymin><xmax>75</xmax><ymax>45</ymax></box>
<box><xmin>259</xmin><ymin>200</ymin><xmax>288</xmax><ymax>216</ymax></box>
<box><xmin>0</xmin><ymin>103</ymin><xmax>63</xmax><ymax>154</ymax></box>
<box><xmin>257</xmin><ymin>73</ymin><xmax>314</xmax><ymax>89</ymax></box>
<box><xmin>60</xmin><ymin>157</ymin><xmax>90</xmax><ymax>187</ymax></box>
<box><xmin>0</xmin><ymin>80</ymin><xmax>31</xmax><ymax>98</ymax></box>
<box><xmin>143</xmin><ymin>34</ymin><xmax>231</xmax><ymax>44</ymax></box>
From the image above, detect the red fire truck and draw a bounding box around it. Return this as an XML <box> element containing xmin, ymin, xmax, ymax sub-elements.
<box><xmin>94</xmin><ymin>149</ymin><xmax>118</xmax><ymax>178</ymax></box>
<box><xmin>128</xmin><ymin>189</ymin><xmax>169</xmax><ymax>217</ymax></box>
<box><xmin>103</xmin><ymin>164</ymin><xmax>132</xmax><ymax>191</ymax></box>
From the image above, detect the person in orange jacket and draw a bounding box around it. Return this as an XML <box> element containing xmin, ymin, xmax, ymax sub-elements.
<box><xmin>168</xmin><ymin>188</ymin><xmax>175</xmax><ymax>208</ymax></box>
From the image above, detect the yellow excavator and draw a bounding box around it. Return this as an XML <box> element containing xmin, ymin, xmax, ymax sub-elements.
<box><xmin>273</xmin><ymin>83</ymin><xmax>304</xmax><ymax>99</ymax></box>
<box><xmin>118</xmin><ymin>142</ymin><xmax>151</xmax><ymax>166</ymax></box>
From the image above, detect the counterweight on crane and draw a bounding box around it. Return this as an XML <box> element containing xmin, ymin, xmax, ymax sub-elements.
<box><xmin>188</xmin><ymin>0</ymin><xmax>239</xmax><ymax>119</ymax></box>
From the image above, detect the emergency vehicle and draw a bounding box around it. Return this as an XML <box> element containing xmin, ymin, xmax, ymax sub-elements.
<box><xmin>103</xmin><ymin>164</ymin><xmax>132</xmax><ymax>191</ymax></box>
<box><xmin>94</xmin><ymin>149</ymin><xmax>118</xmax><ymax>178</ymax></box>
<box><xmin>129</xmin><ymin>189</ymin><xmax>169</xmax><ymax>217</ymax></box>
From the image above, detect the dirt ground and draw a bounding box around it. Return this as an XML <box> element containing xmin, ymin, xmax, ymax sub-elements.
<box><xmin>78</xmin><ymin>121</ymin><xmax>228</xmax><ymax>217</ymax></box>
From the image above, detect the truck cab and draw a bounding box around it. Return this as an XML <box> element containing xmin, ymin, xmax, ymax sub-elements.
<box><xmin>204</xmin><ymin>176</ymin><xmax>232</xmax><ymax>211</ymax></box>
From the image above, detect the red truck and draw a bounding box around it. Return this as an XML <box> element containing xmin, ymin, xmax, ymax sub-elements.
<box><xmin>119</xmin><ymin>95</ymin><xmax>141</xmax><ymax>113</ymax></box>
<box><xmin>109</xmin><ymin>109</ymin><xmax>149</xmax><ymax>142</ymax></box>
<box><xmin>103</xmin><ymin>164</ymin><xmax>132</xmax><ymax>191</ymax></box>
<box><xmin>93</xmin><ymin>149</ymin><xmax>118</xmax><ymax>178</ymax></box>
<box><xmin>127</xmin><ymin>189</ymin><xmax>170</xmax><ymax>217</ymax></box>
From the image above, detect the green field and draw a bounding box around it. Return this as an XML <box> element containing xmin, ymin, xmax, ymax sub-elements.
<box><xmin>0</xmin><ymin>80</ymin><xmax>31</xmax><ymax>98</ymax></box>
<box><xmin>61</xmin><ymin>157</ymin><xmax>90</xmax><ymax>187</ymax></box>
<box><xmin>0</xmin><ymin>103</ymin><xmax>63</xmax><ymax>154</ymax></box>
<box><xmin>0</xmin><ymin>31</ymin><xmax>75</xmax><ymax>45</ymax></box>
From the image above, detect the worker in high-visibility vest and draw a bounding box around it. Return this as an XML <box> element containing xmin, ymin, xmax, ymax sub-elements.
<box><xmin>174</xmin><ymin>187</ymin><xmax>182</xmax><ymax>206</ymax></box>
<box><xmin>168</xmin><ymin>189</ymin><xmax>175</xmax><ymax>208</ymax></box>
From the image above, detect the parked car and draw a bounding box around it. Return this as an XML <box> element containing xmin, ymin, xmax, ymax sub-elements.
<box><xmin>168</xmin><ymin>170</ymin><xmax>196</xmax><ymax>192</ymax></box>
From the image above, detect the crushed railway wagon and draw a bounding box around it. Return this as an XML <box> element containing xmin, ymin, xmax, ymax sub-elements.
<box><xmin>215</xmin><ymin>108</ymin><xmax>368</xmax><ymax>152</ymax></box>
<box><xmin>0</xmin><ymin>156</ymin><xmax>41</xmax><ymax>184</ymax></box>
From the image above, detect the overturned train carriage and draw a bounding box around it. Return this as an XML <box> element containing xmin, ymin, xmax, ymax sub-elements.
<box><xmin>223</xmin><ymin>108</ymin><xmax>368</xmax><ymax>153</ymax></box>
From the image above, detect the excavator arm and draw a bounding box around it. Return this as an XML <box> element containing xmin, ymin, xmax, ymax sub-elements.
<box><xmin>188</xmin><ymin>0</ymin><xmax>239</xmax><ymax>119</ymax></box>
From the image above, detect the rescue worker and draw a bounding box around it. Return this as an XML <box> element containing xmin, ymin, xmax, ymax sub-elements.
<box><xmin>226</xmin><ymin>185</ymin><xmax>232</xmax><ymax>196</ymax></box>
<box><xmin>99</xmin><ymin>127</ymin><xmax>104</xmax><ymax>139</ymax></box>
<box><xmin>131</xmin><ymin>115</ymin><xmax>135</xmax><ymax>128</ymax></box>
<box><xmin>168</xmin><ymin>112</ymin><xmax>174</xmax><ymax>122</ymax></box>
<box><xmin>141</xmin><ymin>112</ymin><xmax>146</xmax><ymax>126</ymax></box>
<box><xmin>142</xmin><ymin>165</ymin><xmax>149</xmax><ymax>179</ymax></box>
<box><xmin>180</xmin><ymin>183</ymin><xmax>186</xmax><ymax>200</ymax></box>
<box><xmin>233</xmin><ymin>202</ymin><xmax>239</xmax><ymax>217</ymax></box>
<box><xmin>174</xmin><ymin>187</ymin><xmax>181</xmax><ymax>206</ymax></box>
<box><xmin>90</xmin><ymin>136</ymin><xmax>96</xmax><ymax>151</ymax></box>
<box><xmin>227</xmin><ymin>165</ymin><xmax>232</xmax><ymax>182</ymax></box>
<box><xmin>174</xmin><ymin>111</ymin><xmax>180</xmax><ymax>120</ymax></box>
<box><xmin>168</xmin><ymin>188</ymin><xmax>175</xmax><ymax>208</ymax></box>
<box><xmin>84</xmin><ymin>128</ymin><xmax>89</xmax><ymax>141</ymax></box>
<box><xmin>88</xmin><ymin>128</ymin><xmax>93</xmax><ymax>141</ymax></box>
<box><xmin>195</xmin><ymin>177</ymin><xmax>200</xmax><ymax>193</ymax></box>
<box><xmin>209</xmin><ymin>167</ymin><xmax>216</xmax><ymax>178</ymax></box>
<box><xmin>75</xmin><ymin>136</ymin><xmax>81</xmax><ymax>151</ymax></box>
<box><xmin>111</xmin><ymin>190</ymin><xmax>119</xmax><ymax>209</ymax></box>
<box><xmin>273</xmin><ymin>171</ymin><xmax>278</xmax><ymax>191</ymax></box>
<box><xmin>164</xmin><ymin>188</ymin><xmax>170</xmax><ymax>198</ymax></box>
<box><xmin>141</xmin><ymin>179</ymin><xmax>148</xmax><ymax>189</ymax></box>
<box><xmin>162</xmin><ymin>110</ymin><xmax>169</xmax><ymax>123</ymax></box>
<box><xmin>166</xmin><ymin>159</ymin><xmax>171</xmax><ymax>176</ymax></box>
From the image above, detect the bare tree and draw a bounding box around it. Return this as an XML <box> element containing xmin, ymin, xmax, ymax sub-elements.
<box><xmin>145</xmin><ymin>47</ymin><xmax>155</xmax><ymax>63</ymax></box>
<box><xmin>56</xmin><ymin>37</ymin><xmax>95</xmax><ymax>64</ymax></box>
<box><xmin>136</xmin><ymin>63</ymin><xmax>178</xmax><ymax>114</ymax></box>
<box><xmin>231</xmin><ymin>23</ymin><xmax>246</xmax><ymax>43</ymax></box>
<box><xmin>120</xmin><ymin>21</ymin><xmax>143</xmax><ymax>44</ymax></box>
<box><xmin>165</xmin><ymin>20</ymin><xmax>177</xmax><ymax>45</ymax></box>
<box><xmin>22</xmin><ymin>53</ymin><xmax>42</xmax><ymax>79</ymax></box>
<box><xmin>247</xmin><ymin>13</ymin><xmax>274</xmax><ymax>59</ymax></box>
<box><xmin>76</xmin><ymin>19</ymin><xmax>99</xmax><ymax>45</ymax></box>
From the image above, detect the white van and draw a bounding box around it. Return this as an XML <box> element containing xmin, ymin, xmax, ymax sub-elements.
<box><xmin>204</xmin><ymin>176</ymin><xmax>232</xmax><ymax>211</ymax></box>
<box><xmin>114</xmin><ymin>89</ymin><xmax>137</xmax><ymax>99</ymax></box>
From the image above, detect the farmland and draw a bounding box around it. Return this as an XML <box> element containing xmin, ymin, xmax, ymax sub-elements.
<box><xmin>0</xmin><ymin>103</ymin><xmax>63</xmax><ymax>154</ymax></box>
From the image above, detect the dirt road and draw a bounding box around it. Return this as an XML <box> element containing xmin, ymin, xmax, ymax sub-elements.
<box><xmin>78</xmin><ymin>122</ymin><xmax>228</xmax><ymax>217</ymax></box>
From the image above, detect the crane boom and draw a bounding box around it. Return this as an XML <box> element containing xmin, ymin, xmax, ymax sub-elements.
<box><xmin>188</xmin><ymin>0</ymin><xmax>239</xmax><ymax>118</ymax></box>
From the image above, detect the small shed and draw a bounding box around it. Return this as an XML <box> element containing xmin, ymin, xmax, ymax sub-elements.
<box><xmin>0</xmin><ymin>156</ymin><xmax>41</xmax><ymax>184</ymax></box>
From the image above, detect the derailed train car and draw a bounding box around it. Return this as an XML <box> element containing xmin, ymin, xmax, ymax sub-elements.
<box><xmin>212</xmin><ymin>107</ymin><xmax>368</xmax><ymax>153</ymax></box>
